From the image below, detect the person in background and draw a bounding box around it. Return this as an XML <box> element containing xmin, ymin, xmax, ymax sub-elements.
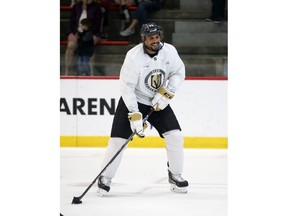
<box><xmin>206</xmin><ymin>0</ymin><xmax>227</xmax><ymax>23</ymax></box>
<box><xmin>120</xmin><ymin>0</ymin><xmax>162</xmax><ymax>37</ymax></box>
<box><xmin>95</xmin><ymin>0</ymin><xmax>110</xmax><ymax>39</ymax></box>
<box><xmin>70</xmin><ymin>0</ymin><xmax>77</xmax><ymax>6</ymax></box>
<box><xmin>76</xmin><ymin>18</ymin><xmax>94</xmax><ymax>76</ymax></box>
<box><xmin>114</xmin><ymin>0</ymin><xmax>134</xmax><ymax>31</ymax></box>
<box><xmin>64</xmin><ymin>0</ymin><xmax>102</xmax><ymax>75</ymax></box>
<box><xmin>96</xmin><ymin>22</ymin><xmax>189</xmax><ymax>196</ymax></box>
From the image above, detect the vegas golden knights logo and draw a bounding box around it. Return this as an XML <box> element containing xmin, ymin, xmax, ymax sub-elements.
<box><xmin>151</xmin><ymin>74</ymin><xmax>162</xmax><ymax>89</ymax></box>
<box><xmin>144</xmin><ymin>69</ymin><xmax>165</xmax><ymax>92</ymax></box>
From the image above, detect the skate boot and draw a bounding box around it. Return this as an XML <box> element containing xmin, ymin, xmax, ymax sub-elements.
<box><xmin>96</xmin><ymin>176</ymin><xmax>111</xmax><ymax>197</ymax></box>
<box><xmin>168</xmin><ymin>170</ymin><xmax>189</xmax><ymax>193</ymax></box>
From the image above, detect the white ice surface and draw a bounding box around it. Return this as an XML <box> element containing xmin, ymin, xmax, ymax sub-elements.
<box><xmin>60</xmin><ymin>148</ymin><xmax>227</xmax><ymax>216</ymax></box>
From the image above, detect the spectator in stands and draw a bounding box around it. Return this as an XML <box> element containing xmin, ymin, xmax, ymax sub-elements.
<box><xmin>206</xmin><ymin>0</ymin><xmax>227</xmax><ymax>23</ymax></box>
<box><xmin>114</xmin><ymin>0</ymin><xmax>134</xmax><ymax>31</ymax></box>
<box><xmin>98</xmin><ymin>0</ymin><xmax>109</xmax><ymax>39</ymax></box>
<box><xmin>76</xmin><ymin>18</ymin><xmax>94</xmax><ymax>76</ymax></box>
<box><xmin>120</xmin><ymin>0</ymin><xmax>162</xmax><ymax>37</ymax></box>
<box><xmin>64</xmin><ymin>0</ymin><xmax>102</xmax><ymax>76</ymax></box>
<box><xmin>70</xmin><ymin>0</ymin><xmax>77</xmax><ymax>6</ymax></box>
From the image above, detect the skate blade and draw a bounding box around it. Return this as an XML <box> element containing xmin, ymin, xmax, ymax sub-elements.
<box><xmin>96</xmin><ymin>188</ymin><xmax>108</xmax><ymax>197</ymax></box>
<box><xmin>170</xmin><ymin>184</ymin><xmax>188</xmax><ymax>194</ymax></box>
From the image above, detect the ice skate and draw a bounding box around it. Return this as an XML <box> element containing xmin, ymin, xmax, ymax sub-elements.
<box><xmin>96</xmin><ymin>176</ymin><xmax>111</xmax><ymax>197</ymax></box>
<box><xmin>168</xmin><ymin>170</ymin><xmax>189</xmax><ymax>194</ymax></box>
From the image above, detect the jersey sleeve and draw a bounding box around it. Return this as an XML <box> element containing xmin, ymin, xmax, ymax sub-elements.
<box><xmin>166</xmin><ymin>46</ymin><xmax>185</xmax><ymax>93</ymax></box>
<box><xmin>119</xmin><ymin>52</ymin><xmax>140</xmax><ymax>112</ymax></box>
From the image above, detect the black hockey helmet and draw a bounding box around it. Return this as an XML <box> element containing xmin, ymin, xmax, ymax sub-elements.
<box><xmin>140</xmin><ymin>22</ymin><xmax>164</xmax><ymax>40</ymax></box>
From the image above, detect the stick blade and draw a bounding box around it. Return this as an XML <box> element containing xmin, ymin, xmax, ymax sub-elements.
<box><xmin>71</xmin><ymin>196</ymin><xmax>82</xmax><ymax>204</ymax></box>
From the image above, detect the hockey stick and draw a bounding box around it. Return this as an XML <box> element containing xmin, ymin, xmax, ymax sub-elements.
<box><xmin>72</xmin><ymin>108</ymin><xmax>154</xmax><ymax>204</ymax></box>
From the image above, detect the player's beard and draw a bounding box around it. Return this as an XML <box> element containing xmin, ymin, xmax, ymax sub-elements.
<box><xmin>148</xmin><ymin>42</ymin><xmax>160</xmax><ymax>52</ymax></box>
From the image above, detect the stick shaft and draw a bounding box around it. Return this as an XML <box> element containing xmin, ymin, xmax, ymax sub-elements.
<box><xmin>72</xmin><ymin>109</ymin><xmax>154</xmax><ymax>202</ymax></box>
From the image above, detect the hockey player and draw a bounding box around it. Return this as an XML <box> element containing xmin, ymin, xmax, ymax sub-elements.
<box><xmin>97</xmin><ymin>22</ymin><xmax>189</xmax><ymax>196</ymax></box>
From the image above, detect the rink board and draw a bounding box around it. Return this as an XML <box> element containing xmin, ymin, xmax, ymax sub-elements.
<box><xmin>60</xmin><ymin>76</ymin><xmax>227</xmax><ymax>148</ymax></box>
<box><xmin>60</xmin><ymin>136</ymin><xmax>227</xmax><ymax>148</ymax></box>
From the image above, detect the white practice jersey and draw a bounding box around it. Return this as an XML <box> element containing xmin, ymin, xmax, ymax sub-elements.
<box><xmin>119</xmin><ymin>42</ymin><xmax>185</xmax><ymax>112</ymax></box>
